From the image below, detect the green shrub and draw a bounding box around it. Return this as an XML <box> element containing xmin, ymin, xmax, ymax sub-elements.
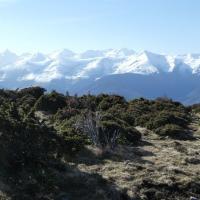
<box><xmin>18</xmin><ymin>87</ymin><xmax>46</xmax><ymax>99</ymax></box>
<box><xmin>35</xmin><ymin>91</ymin><xmax>66</xmax><ymax>113</ymax></box>
<box><xmin>190</xmin><ymin>103</ymin><xmax>200</xmax><ymax>113</ymax></box>
<box><xmin>97</xmin><ymin>94</ymin><xmax>127</xmax><ymax>111</ymax></box>
<box><xmin>154</xmin><ymin>124</ymin><xmax>185</xmax><ymax>138</ymax></box>
<box><xmin>120</xmin><ymin>126</ymin><xmax>141</xmax><ymax>144</ymax></box>
<box><xmin>54</xmin><ymin>108</ymin><xmax>80</xmax><ymax>121</ymax></box>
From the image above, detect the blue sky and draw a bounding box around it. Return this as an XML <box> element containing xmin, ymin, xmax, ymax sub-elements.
<box><xmin>0</xmin><ymin>0</ymin><xmax>200</xmax><ymax>54</ymax></box>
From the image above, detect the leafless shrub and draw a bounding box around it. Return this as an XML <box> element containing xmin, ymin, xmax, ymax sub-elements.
<box><xmin>75</xmin><ymin>111</ymin><xmax>120</xmax><ymax>150</ymax></box>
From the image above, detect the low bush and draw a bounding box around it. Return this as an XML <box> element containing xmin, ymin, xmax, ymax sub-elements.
<box><xmin>154</xmin><ymin>124</ymin><xmax>185</xmax><ymax>138</ymax></box>
<box><xmin>120</xmin><ymin>126</ymin><xmax>142</xmax><ymax>144</ymax></box>
<box><xmin>34</xmin><ymin>91</ymin><xmax>66</xmax><ymax>113</ymax></box>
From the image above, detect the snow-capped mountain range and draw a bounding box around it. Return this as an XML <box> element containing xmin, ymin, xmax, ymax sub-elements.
<box><xmin>0</xmin><ymin>48</ymin><xmax>200</xmax><ymax>104</ymax></box>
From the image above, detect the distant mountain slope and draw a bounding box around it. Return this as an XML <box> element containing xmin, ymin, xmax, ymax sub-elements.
<box><xmin>0</xmin><ymin>49</ymin><xmax>200</xmax><ymax>104</ymax></box>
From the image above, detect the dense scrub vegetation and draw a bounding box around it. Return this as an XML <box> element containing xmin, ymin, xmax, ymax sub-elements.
<box><xmin>0</xmin><ymin>87</ymin><xmax>194</xmax><ymax>199</ymax></box>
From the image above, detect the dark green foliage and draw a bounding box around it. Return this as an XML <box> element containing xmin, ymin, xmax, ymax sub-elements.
<box><xmin>0</xmin><ymin>89</ymin><xmax>17</xmax><ymax>100</ymax></box>
<box><xmin>35</xmin><ymin>90</ymin><xmax>66</xmax><ymax>113</ymax></box>
<box><xmin>0</xmin><ymin>87</ymin><xmax>192</xmax><ymax>142</ymax></box>
<box><xmin>121</xmin><ymin>126</ymin><xmax>142</xmax><ymax>144</ymax></box>
<box><xmin>45</xmin><ymin>91</ymin><xmax>191</xmax><ymax>140</ymax></box>
<box><xmin>97</xmin><ymin>94</ymin><xmax>127</xmax><ymax>111</ymax></box>
<box><xmin>154</xmin><ymin>124</ymin><xmax>185</xmax><ymax>138</ymax></box>
<box><xmin>18</xmin><ymin>86</ymin><xmax>46</xmax><ymax>99</ymax></box>
<box><xmin>98</xmin><ymin>113</ymin><xmax>141</xmax><ymax>145</ymax></box>
<box><xmin>0</xmin><ymin>107</ymin><xmax>80</xmax><ymax>173</ymax></box>
<box><xmin>98</xmin><ymin>119</ymin><xmax>123</xmax><ymax>149</ymax></box>
<box><xmin>189</xmin><ymin>103</ymin><xmax>200</xmax><ymax>113</ymax></box>
<box><xmin>146</xmin><ymin>111</ymin><xmax>188</xmax><ymax>130</ymax></box>
<box><xmin>79</xmin><ymin>94</ymin><xmax>98</xmax><ymax>110</ymax></box>
<box><xmin>54</xmin><ymin>108</ymin><xmax>80</xmax><ymax>121</ymax></box>
<box><xmin>127</xmin><ymin>98</ymin><xmax>190</xmax><ymax>137</ymax></box>
<box><xmin>0</xmin><ymin>96</ymin><xmax>86</xmax><ymax>199</ymax></box>
<box><xmin>0</xmin><ymin>87</ymin><xmax>194</xmax><ymax>199</ymax></box>
<box><xmin>75</xmin><ymin>111</ymin><xmax>141</xmax><ymax>149</ymax></box>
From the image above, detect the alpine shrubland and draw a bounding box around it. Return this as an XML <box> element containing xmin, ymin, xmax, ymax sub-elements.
<box><xmin>0</xmin><ymin>87</ymin><xmax>199</xmax><ymax>200</ymax></box>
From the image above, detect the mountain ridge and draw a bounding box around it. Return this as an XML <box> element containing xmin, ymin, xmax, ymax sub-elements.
<box><xmin>0</xmin><ymin>49</ymin><xmax>200</xmax><ymax>104</ymax></box>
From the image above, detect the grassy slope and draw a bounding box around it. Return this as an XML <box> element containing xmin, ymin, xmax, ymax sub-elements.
<box><xmin>70</xmin><ymin>114</ymin><xmax>200</xmax><ymax>200</ymax></box>
<box><xmin>0</xmin><ymin>112</ymin><xmax>199</xmax><ymax>199</ymax></box>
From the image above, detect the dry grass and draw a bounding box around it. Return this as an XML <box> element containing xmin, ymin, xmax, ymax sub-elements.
<box><xmin>1</xmin><ymin>113</ymin><xmax>199</xmax><ymax>199</ymax></box>
<box><xmin>71</xmin><ymin>115</ymin><xmax>200</xmax><ymax>200</ymax></box>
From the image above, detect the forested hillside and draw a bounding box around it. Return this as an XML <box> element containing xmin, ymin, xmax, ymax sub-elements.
<box><xmin>0</xmin><ymin>87</ymin><xmax>199</xmax><ymax>200</ymax></box>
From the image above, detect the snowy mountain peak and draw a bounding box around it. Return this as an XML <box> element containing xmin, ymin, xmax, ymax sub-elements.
<box><xmin>0</xmin><ymin>49</ymin><xmax>200</xmax><ymax>103</ymax></box>
<box><xmin>0</xmin><ymin>49</ymin><xmax>200</xmax><ymax>86</ymax></box>
<box><xmin>0</xmin><ymin>49</ymin><xmax>18</xmax><ymax>66</ymax></box>
<box><xmin>104</xmin><ymin>48</ymin><xmax>135</xmax><ymax>58</ymax></box>
<box><xmin>80</xmin><ymin>50</ymin><xmax>105</xmax><ymax>59</ymax></box>
<box><xmin>80</xmin><ymin>48</ymin><xmax>135</xmax><ymax>59</ymax></box>
<box><xmin>28</xmin><ymin>53</ymin><xmax>47</xmax><ymax>62</ymax></box>
<box><xmin>49</xmin><ymin>49</ymin><xmax>75</xmax><ymax>60</ymax></box>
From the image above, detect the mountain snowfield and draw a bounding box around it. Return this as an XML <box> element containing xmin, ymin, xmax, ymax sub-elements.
<box><xmin>0</xmin><ymin>48</ymin><xmax>200</xmax><ymax>104</ymax></box>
